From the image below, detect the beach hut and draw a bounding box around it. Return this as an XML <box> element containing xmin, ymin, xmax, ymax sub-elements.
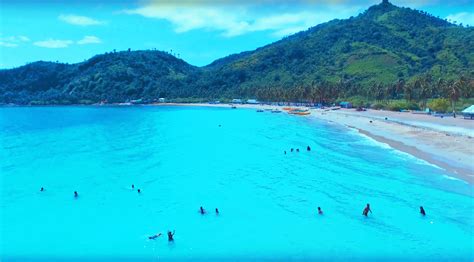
<box><xmin>339</xmin><ymin>101</ymin><xmax>352</xmax><ymax>108</ymax></box>
<box><xmin>461</xmin><ymin>105</ymin><xmax>474</xmax><ymax>119</ymax></box>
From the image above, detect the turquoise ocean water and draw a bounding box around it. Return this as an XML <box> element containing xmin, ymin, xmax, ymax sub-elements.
<box><xmin>0</xmin><ymin>106</ymin><xmax>473</xmax><ymax>261</ymax></box>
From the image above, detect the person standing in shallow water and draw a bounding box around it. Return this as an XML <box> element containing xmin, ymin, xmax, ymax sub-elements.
<box><xmin>215</xmin><ymin>208</ymin><xmax>219</xmax><ymax>215</ymax></box>
<box><xmin>74</xmin><ymin>191</ymin><xmax>78</xmax><ymax>198</ymax></box>
<box><xmin>40</xmin><ymin>187</ymin><xmax>44</xmax><ymax>192</ymax></box>
<box><xmin>317</xmin><ymin>207</ymin><xmax>323</xmax><ymax>215</ymax></box>
<box><xmin>363</xmin><ymin>203</ymin><xmax>372</xmax><ymax>216</ymax></box>
<box><xmin>307</xmin><ymin>146</ymin><xmax>311</xmax><ymax>151</ymax></box>
<box><xmin>167</xmin><ymin>230</ymin><xmax>175</xmax><ymax>241</ymax></box>
<box><xmin>420</xmin><ymin>206</ymin><xmax>426</xmax><ymax>216</ymax></box>
<box><xmin>200</xmin><ymin>206</ymin><xmax>206</xmax><ymax>214</ymax></box>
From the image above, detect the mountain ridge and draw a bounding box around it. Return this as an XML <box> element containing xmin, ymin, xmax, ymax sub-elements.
<box><xmin>1</xmin><ymin>0</ymin><xmax>473</xmax><ymax>104</ymax></box>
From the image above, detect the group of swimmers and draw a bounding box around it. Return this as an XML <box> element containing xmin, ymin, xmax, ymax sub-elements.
<box><xmin>317</xmin><ymin>204</ymin><xmax>425</xmax><ymax>217</ymax></box>
<box><xmin>284</xmin><ymin>145</ymin><xmax>311</xmax><ymax>154</ymax></box>
<box><xmin>149</xmin><ymin>230</ymin><xmax>175</xmax><ymax>241</ymax></box>
<box><xmin>199</xmin><ymin>206</ymin><xmax>219</xmax><ymax>215</ymax></box>
<box><xmin>147</xmin><ymin>206</ymin><xmax>219</xmax><ymax>242</ymax></box>
<box><xmin>39</xmin><ymin>183</ymin><xmax>428</xmax><ymax>243</ymax></box>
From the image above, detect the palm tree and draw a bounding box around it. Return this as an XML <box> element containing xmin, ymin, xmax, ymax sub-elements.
<box><xmin>446</xmin><ymin>80</ymin><xmax>461</xmax><ymax>117</ymax></box>
<box><xmin>404</xmin><ymin>82</ymin><xmax>414</xmax><ymax>102</ymax></box>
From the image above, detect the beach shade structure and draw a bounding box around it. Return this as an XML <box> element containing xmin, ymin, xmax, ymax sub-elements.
<box><xmin>461</xmin><ymin>105</ymin><xmax>474</xmax><ymax>119</ymax></box>
<box><xmin>339</xmin><ymin>101</ymin><xmax>352</xmax><ymax>108</ymax></box>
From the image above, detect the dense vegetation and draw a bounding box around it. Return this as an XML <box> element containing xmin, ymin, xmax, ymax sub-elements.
<box><xmin>1</xmin><ymin>0</ymin><xmax>473</xmax><ymax>109</ymax></box>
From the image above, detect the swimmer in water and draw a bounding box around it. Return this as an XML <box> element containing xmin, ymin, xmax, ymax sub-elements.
<box><xmin>296</xmin><ymin>148</ymin><xmax>300</xmax><ymax>152</ymax></box>
<box><xmin>168</xmin><ymin>230</ymin><xmax>175</xmax><ymax>241</ymax></box>
<box><xmin>74</xmin><ymin>191</ymin><xmax>78</xmax><ymax>198</ymax></box>
<box><xmin>132</xmin><ymin>184</ymin><xmax>135</xmax><ymax>189</ymax></box>
<box><xmin>137</xmin><ymin>189</ymin><xmax>141</xmax><ymax>193</ymax></box>
<box><xmin>200</xmin><ymin>206</ymin><xmax>206</xmax><ymax>214</ymax></box>
<box><xmin>307</xmin><ymin>146</ymin><xmax>311</xmax><ymax>151</ymax></box>
<box><xmin>284</xmin><ymin>151</ymin><xmax>287</xmax><ymax>155</ymax></box>
<box><xmin>362</xmin><ymin>203</ymin><xmax>372</xmax><ymax>216</ymax></box>
<box><xmin>215</xmin><ymin>208</ymin><xmax>219</xmax><ymax>215</ymax></box>
<box><xmin>40</xmin><ymin>187</ymin><xmax>44</xmax><ymax>192</ymax></box>
<box><xmin>148</xmin><ymin>233</ymin><xmax>162</xmax><ymax>240</ymax></box>
<box><xmin>420</xmin><ymin>206</ymin><xmax>426</xmax><ymax>216</ymax></box>
<box><xmin>317</xmin><ymin>207</ymin><xmax>323</xmax><ymax>215</ymax></box>
<box><xmin>291</xmin><ymin>148</ymin><xmax>294</xmax><ymax>152</ymax></box>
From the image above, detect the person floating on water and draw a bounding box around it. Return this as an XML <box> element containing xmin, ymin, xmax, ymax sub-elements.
<box><xmin>317</xmin><ymin>207</ymin><xmax>323</xmax><ymax>215</ymax></box>
<box><xmin>291</xmin><ymin>148</ymin><xmax>294</xmax><ymax>152</ymax></box>
<box><xmin>284</xmin><ymin>151</ymin><xmax>287</xmax><ymax>155</ymax></box>
<box><xmin>132</xmin><ymin>184</ymin><xmax>135</xmax><ymax>189</ymax></box>
<box><xmin>362</xmin><ymin>203</ymin><xmax>372</xmax><ymax>216</ymax></box>
<box><xmin>40</xmin><ymin>187</ymin><xmax>44</xmax><ymax>192</ymax></box>
<box><xmin>296</xmin><ymin>148</ymin><xmax>300</xmax><ymax>152</ymax></box>
<box><xmin>74</xmin><ymin>191</ymin><xmax>78</xmax><ymax>198</ymax></box>
<box><xmin>215</xmin><ymin>208</ymin><xmax>219</xmax><ymax>215</ymax></box>
<box><xmin>148</xmin><ymin>233</ymin><xmax>162</xmax><ymax>240</ymax></box>
<box><xmin>307</xmin><ymin>146</ymin><xmax>311</xmax><ymax>151</ymax></box>
<box><xmin>167</xmin><ymin>230</ymin><xmax>175</xmax><ymax>241</ymax></box>
<box><xmin>200</xmin><ymin>206</ymin><xmax>206</xmax><ymax>215</ymax></box>
<box><xmin>420</xmin><ymin>206</ymin><xmax>426</xmax><ymax>216</ymax></box>
<box><xmin>137</xmin><ymin>189</ymin><xmax>141</xmax><ymax>193</ymax></box>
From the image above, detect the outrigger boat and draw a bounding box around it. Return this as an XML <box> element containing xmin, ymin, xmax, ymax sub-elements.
<box><xmin>288</xmin><ymin>109</ymin><xmax>311</xmax><ymax>115</ymax></box>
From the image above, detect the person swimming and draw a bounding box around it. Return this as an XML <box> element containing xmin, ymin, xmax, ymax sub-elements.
<box><xmin>215</xmin><ymin>208</ymin><xmax>219</xmax><ymax>215</ymax></box>
<box><xmin>307</xmin><ymin>146</ymin><xmax>311</xmax><ymax>151</ymax></box>
<box><xmin>284</xmin><ymin>151</ymin><xmax>287</xmax><ymax>155</ymax></box>
<box><xmin>296</xmin><ymin>148</ymin><xmax>300</xmax><ymax>152</ymax></box>
<box><xmin>362</xmin><ymin>203</ymin><xmax>372</xmax><ymax>216</ymax></box>
<box><xmin>148</xmin><ymin>233</ymin><xmax>162</xmax><ymax>240</ymax></box>
<box><xmin>132</xmin><ymin>184</ymin><xmax>135</xmax><ymax>189</ymax></box>
<box><xmin>317</xmin><ymin>207</ymin><xmax>323</xmax><ymax>215</ymax></box>
<box><xmin>74</xmin><ymin>191</ymin><xmax>78</xmax><ymax>198</ymax></box>
<box><xmin>137</xmin><ymin>189</ymin><xmax>141</xmax><ymax>193</ymax></box>
<box><xmin>40</xmin><ymin>187</ymin><xmax>44</xmax><ymax>192</ymax></box>
<box><xmin>200</xmin><ymin>206</ymin><xmax>206</xmax><ymax>214</ymax></box>
<box><xmin>420</xmin><ymin>206</ymin><xmax>426</xmax><ymax>216</ymax></box>
<box><xmin>167</xmin><ymin>230</ymin><xmax>175</xmax><ymax>241</ymax></box>
<box><xmin>291</xmin><ymin>148</ymin><xmax>294</xmax><ymax>152</ymax></box>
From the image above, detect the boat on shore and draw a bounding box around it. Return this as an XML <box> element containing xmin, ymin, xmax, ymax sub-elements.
<box><xmin>288</xmin><ymin>109</ymin><xmax>311</xmax><ymax>115</ymax></box>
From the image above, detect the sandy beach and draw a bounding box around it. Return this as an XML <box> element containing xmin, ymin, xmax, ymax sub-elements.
<box><xmin>159</xmin><ymin>103</ymin><xmax>474</xmax><ymax>183</ymax></box>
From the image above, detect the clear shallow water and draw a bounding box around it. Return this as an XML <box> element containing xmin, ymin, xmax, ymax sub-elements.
<box><xmin>0</xmin><ymin>106</ymin><xmax>473</xmax><ymax>261</ymax></box>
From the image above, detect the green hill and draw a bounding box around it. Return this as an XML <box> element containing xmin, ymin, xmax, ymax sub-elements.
<box><xmin>1</xmin><ymin>0</ymin><xmax>473</xmax><ymax>105</ymax></box>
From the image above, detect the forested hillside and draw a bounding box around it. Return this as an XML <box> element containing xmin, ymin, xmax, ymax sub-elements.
<box><xmin>1</xmin><ymin>0</ymin><xmax>473</xmax><ymax>105</ymax></box>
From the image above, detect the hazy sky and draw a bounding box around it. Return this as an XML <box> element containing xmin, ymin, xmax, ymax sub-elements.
<box><xmin>1</xmin><ymin>0</ymin><xmax>473</xmax><ymax>68</ymax></box>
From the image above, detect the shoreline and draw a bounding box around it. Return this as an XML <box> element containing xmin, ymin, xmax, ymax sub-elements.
<box><xmin>160</xmin><ymin>103</ymin><xmax>474</xmax><ymax>184</ymax></box>
<box><xmin>4</xmin><ymin>102</ymin><xmax>473</xmax><ymax>184</ymax></box>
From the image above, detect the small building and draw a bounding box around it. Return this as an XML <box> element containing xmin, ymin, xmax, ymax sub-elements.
<box><xmin>339</xmin><ymin>101</ymin><xmax>352</xmax><ymax>108</ymax></box>
<box><xmin>247</xmin><ymin>99</ymin><xmax>259</xmax><ymax>104</ymax></box>
<box><xmin>232</xmin><ymin>99</ymin><xmax>242</xmax><ymax>104</ymax></box>
<box><xmin>158</xmin><ymin>98</ymin><xmax>166</xmax><ymax>103</ymax></box>
<box><xmin>462</xmin><ymin>105</ymin><xmax>474</xmax><ymax>119</ymax></box>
